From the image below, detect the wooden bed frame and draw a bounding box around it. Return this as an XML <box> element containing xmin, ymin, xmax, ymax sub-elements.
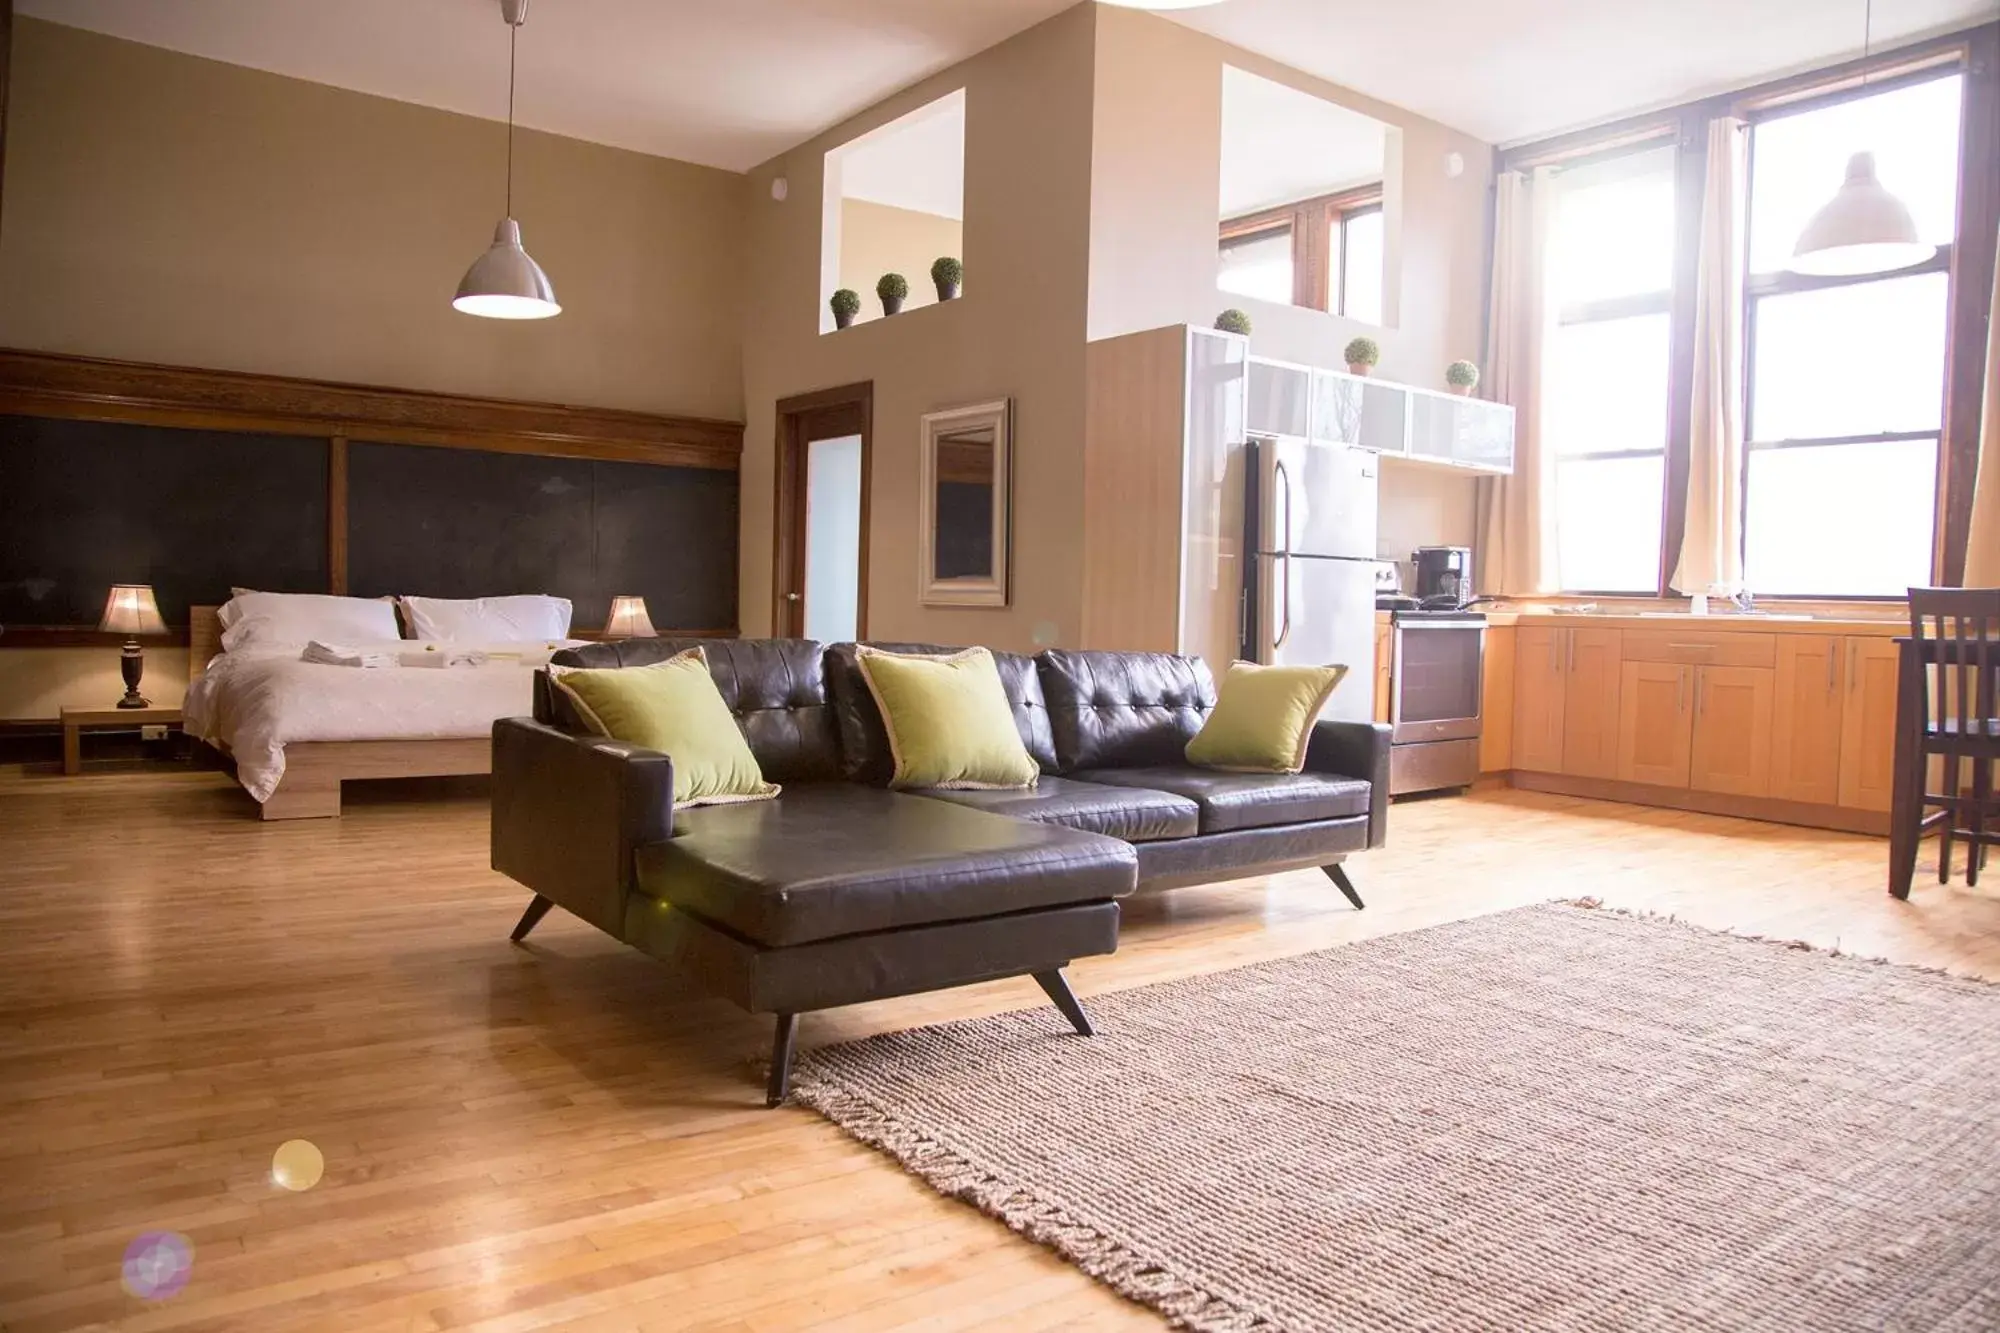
<box><xmin>190</xmin><ymin>607</ymin><xmax>493</xmax><ymax>820</ymax></box>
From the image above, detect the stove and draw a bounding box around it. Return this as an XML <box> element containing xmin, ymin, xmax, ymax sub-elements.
<box><xmin>1387</xmin><ymin>609</ymin><xmax>1486</xmax><ymax>796</ymax></box>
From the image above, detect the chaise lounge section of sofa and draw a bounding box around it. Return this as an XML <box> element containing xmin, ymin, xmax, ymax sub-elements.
<box><xmin>493</xmin><ymin>638</ymin><xmax>1389</xmax><ymax>1104</ymax></box>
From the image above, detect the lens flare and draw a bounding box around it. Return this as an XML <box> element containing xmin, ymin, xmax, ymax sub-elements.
<box><xmin>271</xmin><ymin>1139</ymin><xmax>325</xmax><ymax>1192</ymax></box>
<box><xmin>121</xmin><ymin>1231</ymin><xmax>193</xmax><ymax>1300</ymax></box>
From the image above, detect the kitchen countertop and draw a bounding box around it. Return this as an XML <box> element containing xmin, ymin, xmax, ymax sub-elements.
<box><xmin>1376</xmin><ymin>607</ymin><xmax>1906</xmax><ymax>636</ymax></box>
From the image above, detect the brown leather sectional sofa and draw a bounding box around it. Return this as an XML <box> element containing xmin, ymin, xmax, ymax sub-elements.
<box><xmin>492</xmin><ymin>639</ymin><xmax>1390</xmax><ymax>1104</ymax></box>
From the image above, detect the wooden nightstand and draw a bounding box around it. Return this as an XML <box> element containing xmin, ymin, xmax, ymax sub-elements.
<box><xmin>60</xmin><ymin>705</ymin><xmax>184</xmax><ymax>775</ymax></box>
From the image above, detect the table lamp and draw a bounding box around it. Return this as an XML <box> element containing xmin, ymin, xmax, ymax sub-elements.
<box><xmin>99</xmin><ymin>584</ymin><xmax>168</xmax><ymax>708</ymax></box>
<box><xmin>604</xmin><ymin>596</ymin><xmax>656</xmax><ymax>639</ymax></box>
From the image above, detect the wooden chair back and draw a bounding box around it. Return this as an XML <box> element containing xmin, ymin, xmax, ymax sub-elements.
<box><xmin>1907</xmin><ymin>587</ymin><xmax>2000</xmax><ymax>745</ymax></box>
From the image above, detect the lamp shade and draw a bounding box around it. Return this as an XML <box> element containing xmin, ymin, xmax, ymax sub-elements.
<box><xmin>99</xmin><ymin>585</ymin><xmax>167</xmax><ymax>637</ymax></box>
<box><xmin>453</xmin><ymin>219</ymin><xmax>561</xmax><ymax>319</ymax></box>
<box><xmin>604</xmin><ymin>596</ymin><xmax>656</xmax><ymax>638</ymax></box>
<box><xmin>1789</xmin><ymin>151</ymin><xmax>1935</xmax><ymax>277</ymax></box>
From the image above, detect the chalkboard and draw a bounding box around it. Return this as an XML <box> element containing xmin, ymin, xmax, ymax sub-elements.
<box><xmin>0</xmin><ymin>415</ymin><xmax>329</xmax><ymax>625</ymax></box>
<box><xmin>346</xmin><ymin>442</ymin><xmax>737</xmax><ymax>632</ymax></box>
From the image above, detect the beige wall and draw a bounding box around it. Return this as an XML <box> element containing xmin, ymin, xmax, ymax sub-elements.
<box><xmin>0</xmin><ymin>18</ymin><xmax>747</xmax><ymax>419</ymax></box>
<box><xmin>739</xmin><ymin>6</ymin><xmax>1098</xmax><ymax>650</ymax></box>
<box><xmin>836</xmin><ymin>199</ymin><xmax>963</xmax><ymax>326</ymax></box>
<box><xmin>0</xmin><ymin>649</ymin><xmax>192</xmax><ymax>721</ymax></box>
<box><xmin>1378</xmin><ymin>462</ymin><xmax>1480</xmax><ymax>565</ymax></box>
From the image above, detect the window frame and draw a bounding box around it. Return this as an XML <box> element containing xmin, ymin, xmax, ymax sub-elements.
<box><xmin>1737</xmin><ymin>71</ymin><xmax>1960</xmax><ymax>598</ymax></box>
<box><xmin>1218</xmin><ymin>183</ymin><xmax>1384</xmax><ymax>316</ymax></box>
<box><xmin>1496</xmin><ymin>21</ymin><xmax>1999</xmax><ymax>598</ymax></box>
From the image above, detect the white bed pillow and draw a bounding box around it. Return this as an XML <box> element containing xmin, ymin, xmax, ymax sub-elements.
<box><xmin>399</xmin><ymin>594</ymin><xmax>573</xmax><ymax>642</ymax></box>
<box><xmin>219</xmin><ymin>591</ymin><xmax>403</xmax><ymax>652</ymax></box>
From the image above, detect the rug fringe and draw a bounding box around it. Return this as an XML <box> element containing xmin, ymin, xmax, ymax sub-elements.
<box><xmin>792</xmin><ymin>1077</ymin><xmax>1283</xmax><ymax>1333</ymax></box>
<box><xmin>1554</xmin><ymin>897</ymin><xmax>1989</xmax><ymax>984</ymax></box>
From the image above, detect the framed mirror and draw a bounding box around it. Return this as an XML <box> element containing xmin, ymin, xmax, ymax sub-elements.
<box><xmin>918</xmin><ymin>399</ymin><xmax>1011</xmax><ymax>607</ymax></box>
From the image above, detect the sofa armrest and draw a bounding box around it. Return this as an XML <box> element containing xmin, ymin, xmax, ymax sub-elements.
<box><xmin>1305</xmin><ymin>719</ymin><xmax>1391</xmax><ymax>849</ymax></box>
<box><xmin>491</xmin><ymin>717</ymin><xmax>675</xmax><ymax>939</ymax></box>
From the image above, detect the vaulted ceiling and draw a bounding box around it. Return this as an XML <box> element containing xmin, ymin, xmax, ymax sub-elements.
<box><xmin>21</xmin><ymin>0</ymin><xmax>1998</xmax><ymax>171</ymax></box>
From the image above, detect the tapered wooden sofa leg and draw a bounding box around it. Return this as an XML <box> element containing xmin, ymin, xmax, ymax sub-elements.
<box><xmin>1322</xmin><ymin>863</ymin><xmax>1365</xmax><ymax>910</ymax></box>
<box><xmin>766</xmin><ymin>1013</ymin><xmax>799</xmax><ymax>1108</ymax></box>
<box><xmin>509</xmin><ymin>894</ymin><xmax>555</xmax><ymax>942</ymax></box>
<box><xmin>1034</xmin><ymin>968</ymin><xmax>1095</xmax><ymax>1037</ymax></box>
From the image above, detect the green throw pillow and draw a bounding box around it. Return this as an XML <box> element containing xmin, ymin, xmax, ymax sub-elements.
<box><xmin>548</xmin><ymin>648</ymin><xmax>778</xmax><ymax>807</ymax></box>
<box><xmin>1185</xmin><ymin>661</ymin><xmax>1349</xmax><ymax>773</ymax></box>
<box><xmin>855</xmin><ymin>646</ymin><xmax>1040</xmax><ymax>790</ymax></box>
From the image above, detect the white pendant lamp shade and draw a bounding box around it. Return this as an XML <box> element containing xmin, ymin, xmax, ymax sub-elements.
<box><xmin>1100</xmin><ymin>0</ymin><xmax>1229</xmax><ymax>8</ymax></box>
<box><xmin>1789</xmin><ymin>151</ymin><xmax>1935</xmax><ymax>276</ymax></box>
<box><xmin>455</xmin><ymin>0</ymin><xmax>559</xmax><ymax>319</ymax></box>
<box><xmin>454</xmin><ymin>219</ymin><xmax>560</xmax><ymax>319</ymax></box>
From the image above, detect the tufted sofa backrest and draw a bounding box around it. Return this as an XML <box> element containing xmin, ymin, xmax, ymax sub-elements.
<box><xmin>821</xmin><ymin>641</ymin><xmax>1060</xmax><ymax>785</ymax></box>
<box><xmin>541</xmin><ymin>637</ymin><xmax>843</xmax><ymax>783</ymax></box>
<box><xmin>1035</xmin><ymin>649</ymin><xmax>1217</xmax><ymax>772</ymax></box>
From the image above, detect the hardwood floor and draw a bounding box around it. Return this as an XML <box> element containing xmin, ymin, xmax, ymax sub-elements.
<box><xmin>2</xmin><ymin>765</ymin><xmax>1996</xmax><ymax>1332</ymax></box>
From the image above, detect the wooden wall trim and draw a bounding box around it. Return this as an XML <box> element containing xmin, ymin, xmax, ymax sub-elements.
<box><xmin>0</xmin><ymin>349</ymin><xmax>744</xmax><ymax>471</ymax></box>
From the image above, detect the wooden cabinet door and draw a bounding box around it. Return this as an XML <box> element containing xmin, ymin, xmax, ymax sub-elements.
<box><xmin>1512</xmin><ymin>626</ymin><xmax>1567</xmax><ymax>773</ymax></box>
<box><xmin>1561</xmin><ymin>627</ymin><xmax>1624</xmax><ymax>779</ymax></box>
<box><xmin>1838</xmin><ymin>637</ymin><xmax>1901</xmax><ymax>812</ymax></box>
<box><xmin>1689</xmin><ymin>665</ymin><xmax>1775</xmax><ymax>797</ymax></box>
<box><xmin>1372</xmin><ymin>622</ymin><xmax>1392</xmax><ymax>723</ymax></box>
<box><xmin>1769</xmin><ymin>636</ymin><xmax>1845</xmax><ymax>805</ymax></box>
<box><xmin>1480</xmin><ymin>624</ymin><xmax>1517</xmax><ymax>773</ymax></box>
<box><xmin>1616</xmin><ymin>662</ymin><xmax>1692</xmax><ymax>787</ymax></box>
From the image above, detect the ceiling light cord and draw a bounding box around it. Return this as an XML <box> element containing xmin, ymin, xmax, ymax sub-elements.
<box><xmin>506</xmin><ymin>22</ymin><xmax>517</xmax><ymax>218</ymax></box>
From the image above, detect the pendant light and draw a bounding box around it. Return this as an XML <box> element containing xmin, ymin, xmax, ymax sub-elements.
<box><xmin>1788</xmin><ymin>0</ymin><xmax>1935</xmax><ymax>277</ymax></box>
<box><xmin>454</xmin><ymin>0</ymin><xmax>560</xmax><ymax>319</ymax></box>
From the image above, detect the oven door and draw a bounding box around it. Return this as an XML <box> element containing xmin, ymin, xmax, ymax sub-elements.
<box><xmin>1391</xmin><ymin>619</ymin><xmax>1486</xmax><ymax>743</ymax></box>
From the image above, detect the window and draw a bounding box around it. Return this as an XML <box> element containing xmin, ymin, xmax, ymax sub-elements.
<box><xmin>821</xmin><ymin>90</ymin><xmax>965</xmax><ymax>333</ymax></box>
<box><xmin>1333</xmin><ymin>206</ymin><xmax>1383</xmax><ymax>322</ymax></box>
<box><xmin>1543</xmin><ymin>145</ymin><xmax>1679</xmax><ymax>592</ymax></box>
<box><xmin>1218</xmin><ymin>226</ymin><xmax>1294</xmax><ymax>304</ymax></box>
<box><xmin>1742</xmin><ymin>74</ymin><xmax>1962</xmax><ymax>596</ymax></box>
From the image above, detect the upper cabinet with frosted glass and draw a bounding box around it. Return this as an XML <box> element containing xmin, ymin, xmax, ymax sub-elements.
<box><xmin>1244</xmin><ymin>355</ymin><xmax>1515</xmax><ymax>475</ymax></box>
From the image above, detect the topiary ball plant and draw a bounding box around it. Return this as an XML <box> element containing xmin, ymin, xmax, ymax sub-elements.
<box><xmin>1213</xmin><ymin>308</ymin><xmax>1253</xmax><ymax>336</ymax></box>
<box><xmin>930</xmin><ymin>256</ymin><xmax>963</xmax><ymax>301</ymax></box>
<box><xmin>1445</xmin><ymin>360</ymin><xmax>1480</xmax><ymax>395</ymax></box>
<box><xmin>829</xmin><ymin>288</ymin><xmax>861</xmax><ymax>329</ymax></box>
<box><xmin>1344</xmin><ymin>336</ymin><xmax>1381</xmax><ymax>374</ymax></box>
<box><xmin>876</xmin><ymin>272</ymin><xmax>910</xmax><ymax>315</ymax></box>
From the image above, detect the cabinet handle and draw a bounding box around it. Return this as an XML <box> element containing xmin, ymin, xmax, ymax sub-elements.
<box><xmin>1826</xmin><ymin>643</ymin><xmax>1836</xmax><ymax>693</ymax></box>
<box><xmin>1667</xmin><ymin>642</ymin><xmax>1717</xmax><ymax>652</ymax></box>
<box><xmin>1848</xmin><ymin>640</ymin><xmax>1858</xmax><ymax>692</ymax></box>
<box><xmin>1677</xmin><ymin>666</ymin><xmax>1687</xmax><ymax>713</ymax></box>
<box><xmin>1696</xmin><ymin>672</ymin><xmax>1706</xmax><ymax>719</ymax></box>
<box><xmin>1566</xmin><ymin>630</ymin><xmax>1575</xmax><ymax>674</ymax></box>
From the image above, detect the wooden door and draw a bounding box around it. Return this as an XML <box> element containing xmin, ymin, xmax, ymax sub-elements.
<box><xmin>1769</xmin><ymin>636</ymin><xmax>1845</xmax><ymax>805</ymax></box>
<box><xmin>1689</xmin><ymin>665</ymin><xmax>1775</xmax><ymax>797</ymax></box>
<box><xmin>1512</xmin><ymin>626</ymin><xmax>1566</xmax><ymax>772</ymax></box>
<box><xmin>1838</xmin><ymin>637</ymin><xmax>1901</xmax><ymax>812</ymax></box>
<box><xmin>773</xmin><ymin>387</ymin><xmax>872</xmax><ymax>640</ymax></box>
<box><xmin>1480</xmin><ymin>624</ymin><xmax>1517</xmax><ymax>773</ymax></box>
<box><xmin>1561</xmin><ymin>627</ymin><xmax>1624</xmax><ymax>779</ymax></box>
<box><xmin>1616</xmin><ymin>661</ymin><xmax>1692</xmax><ymax>788</ymax></box>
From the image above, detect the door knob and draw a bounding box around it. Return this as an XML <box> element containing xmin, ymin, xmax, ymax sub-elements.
<box><xmin>785</xmin><ymin>592</ymin><xmax>801</xmax><ymax>602</ymax></box>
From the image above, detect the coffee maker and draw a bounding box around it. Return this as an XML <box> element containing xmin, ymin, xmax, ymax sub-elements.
<box><xmin>1412</xmin><ymin>546</ymin><xmax>1474</xmax><ymax>609</ymax></box>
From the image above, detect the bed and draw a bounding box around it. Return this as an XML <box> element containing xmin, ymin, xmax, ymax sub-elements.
<box><xmin>182</xmin><ymin>605</ymin><xmax>567</xmax><ymax>819</ymax></box>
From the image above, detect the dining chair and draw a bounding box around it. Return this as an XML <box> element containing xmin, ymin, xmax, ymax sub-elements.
<box><xmin>1907</xmin><ymin>588</ymin><xmax>2000</xmax><ymax>885</ymax></box>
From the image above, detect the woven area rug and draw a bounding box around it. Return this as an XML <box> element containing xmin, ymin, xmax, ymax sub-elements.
<box><xmin>794</xmin><ymin>903</ymin><xmax>2000</xmax><ymax>1332</ymax></box>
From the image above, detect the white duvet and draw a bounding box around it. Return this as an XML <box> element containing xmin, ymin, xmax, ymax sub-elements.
<box><xmin>184</xmin><ymin>641</ymin><xmax>579</xmax><ymax>802</ymax></box>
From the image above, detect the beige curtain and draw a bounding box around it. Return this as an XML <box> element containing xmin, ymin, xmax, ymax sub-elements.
<box><xmin>1477</xmin><ymin>167</ymin><xmax>1559</xmax><ymax>596</ymax></box>
<box><xmin>1967</xmin><ymin>219</ymin><xmax>2000</xmax><ymax>586</ymax></box>
<box><xmin>1671</xmin><ymin>117</ymin><xmax>1749</xmax><ymax>597</ymax></box>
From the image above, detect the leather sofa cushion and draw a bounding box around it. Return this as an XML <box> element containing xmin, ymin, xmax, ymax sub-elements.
<box><xmin>826</xmin><ymin>641</ymin><xmax>1058</xmax><ymax>784</ymax></box>
<box><xmin>636</xmin><ymin>785</ymin><xmax>1137</xmax><ymax>948</ymax></box>
<box><xmin>915</xmin><ymin>776</ymin><xmax>1198</xmax><ymax>843</ymax></box>
<box><xmin>1071</xmin><ymin>766</ymin><xmax>1372</xmax><ymax>835</ymax></box>
<box><xmin>1038</xmin><ymin>649</ymin><xmax>1217</xmax><ymax>771</ymax></box>
<box><xmin>548</xmin><ymin>637</ymin><xmax>842</xmax><ymax>783</ymax></box>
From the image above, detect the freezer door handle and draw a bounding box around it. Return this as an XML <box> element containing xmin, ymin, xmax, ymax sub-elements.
<box><xmin>1272</xmin><ymin>458</ymin><xmax>1293</xmax><ymax>556</ymax></box>
<box><xmin>1274</xmin><ymin>553</ymin><xmax>1292</xmax><ymax>648</ymax></box>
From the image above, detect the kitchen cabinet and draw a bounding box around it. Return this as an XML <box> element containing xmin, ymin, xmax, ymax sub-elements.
<box><xmin>1511</xmin><ymin>626</ymin><xmax>1621</xmax><ymax>776</ymax></box>
<box><xmin>1561</xmin><ymin>628</ymin><xmax>1624</xmax><ymax>779</ymax></box>
<box><xmin>1372</xmin><ymin>619</ymin><xmax>1392</xmax><ymax>723</ymax></box>
<box><xmin>1246</xmin><ymin>358</ymin><xmax>1311</xmax><ymax>440</ymax></box>
<box><xmin>1688</xmin><ymin>665</ymin><xmax>1775</xmax><ymax>797</ymax></box>
<box><xmin>1837</xmin><ymin>637</ymin><xmax>1901</xmax><ymax>812</ymax></box>
<box><xmin>1617</xmin><ymin>662</ymin><xmax>1693</xmax><ymax>787</ymax></box>
<box><xmin>1769</xmin><ymin>636</ymin><xmax>1846</xmax><ymax>805</ymax></box>
<box><xmin>1512</xmin><ymin>626</ymin><xmax>1567</xmax><ymax>773</ymax></box>
<box><xmin>1408</xmin><ymin>391</ymin><xmax>1516</xmax><ymax>472</ymax></box>
<box><xmin>1480</xmin><ymin>624</ymin><xmax>1516</xmax><ymax>772</ymax></box>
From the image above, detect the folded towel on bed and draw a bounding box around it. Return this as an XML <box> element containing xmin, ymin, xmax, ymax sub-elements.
<box><xmin>397</xmin><ymin>647</ymin><xmax>491</xmax><ymax>669</ymax></box>
<box><xmin>302</xmin><ymin>641</ymin><xmax>399</xmax><ymax>668</ymax></box>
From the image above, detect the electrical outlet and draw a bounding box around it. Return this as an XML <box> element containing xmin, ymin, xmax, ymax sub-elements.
<box><xmin>141</xmin><ymin>725</ymin><xmax>168</xmax><ymax>742</ymax></box>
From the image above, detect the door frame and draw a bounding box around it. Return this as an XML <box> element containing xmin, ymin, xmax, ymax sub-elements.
<box><xmin>773</xmin><ymin>382</ymin><xmax>873</xmax><ymax>639</ymax></box>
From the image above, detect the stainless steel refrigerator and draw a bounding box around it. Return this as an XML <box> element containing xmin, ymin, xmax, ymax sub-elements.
<box><xmin>1241</xmin><ymin>436</ymin><xmax>1380</xmax><ymax>723</ymax></box>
